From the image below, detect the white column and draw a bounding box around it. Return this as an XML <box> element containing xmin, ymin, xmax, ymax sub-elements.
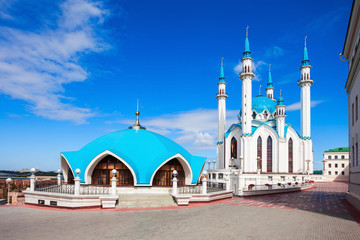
<box><xmin>74</xmin><ymin>168</ymin><xmax>81</xmax><ymax>195</ymax></box>
<box><xmin>212</xmin><ymin>160</ymin><xmax>216</xmax><ymax>169</ymax></box>
<box><xmin>172</xmin><ymin>170</ymin><xmax>178</xmax><ymax>196</ymax></box>
<box><xmin>6</xmin><ymin>178</ymin><xmax>12</xmax><ymax>205</ymax></box>
<box><xmin>202</xmin><ymin>171</ymin><xmax>208</xmax><ymax>194</ymax></box>
<box><xmin>57</xmin><ymin>169</ymin><xmax>61</xmax><ymax>186</ymax></box>
<box><xmin>111</xmin><ymin>169</ymin><xmax>117</xmax><ymax>196</ymax></box>
<box><xmin>30</xmin><ymin>168</ymin><xmax>36</xmax><ymax>192</ymax></box>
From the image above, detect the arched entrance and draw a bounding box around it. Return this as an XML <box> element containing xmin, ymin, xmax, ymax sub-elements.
<box><xmin>91</xmin><ymin>155</ymin><xmax>134</xmax><ymax>186</ymax></box>
<box><xmin>67</xmin><ymin>166</ymin><xmax>75</xmax><ymax>184</ymax></box>
<box><xmin>153</xmin><ymin>158</ymin><xmax>185</xmax><ymax>186</ymax></box>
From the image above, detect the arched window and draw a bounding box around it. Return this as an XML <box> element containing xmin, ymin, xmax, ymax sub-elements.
<box><xmin>267</xmin><ymin>136</ymin><xmax>273</xmax><ymax>172</ymax></box>
<box><xmin>247</xmin><ymin>66</ymin><xmax>250</xmax><ymax>72</ymax></box>
<box><xmin>92</xmin><ymin>155</ymin><xmax>134</xmax><ymax>186</ymax></box>
<box><xmin>307</xmin><ymin>73</ymin><xmax>309</xmax><ymax>79</ymax></box>
<box><xmin>153</xmin><ymin>159</ymin><xmax>185</xmax><ymax>186</ymax></box>
<box><xmin>231</xmin><ymin>137</ymin><xmax>237</xmax><ymax>158</ymax></box>
<box><xmin>288</xmin><ymin>138</ymin><xmax>293</xmax><ymax>173</ymax></box>
<box><xmin>252</xmin><ymin>111</ymin><xmax>256</xmax><ymax>119</ymax></box>
<box><xmin>257</xmin><ymin>136</ymin><xmax>262</xmax><ymax>170</ymax></box>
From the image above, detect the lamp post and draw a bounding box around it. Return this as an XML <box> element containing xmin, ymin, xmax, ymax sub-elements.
<box><xmin>172</xmin><ymin>170</ymin><xmax>178</xmax><ymax>196</ymax></box>
<box><xmin>6</xmin><ymin>178</ymin><xmax>12</xmax><ymax>205</ymax></box>
<box><xmin>111</xmin><ymin>169</ymin><xmax>117</xmax><ymax>196</ymax></box>
<box><xmin>207</xmin><ymin>160</ymin><xmax>211</xmax><ymax>171</ymax></box>
<box><xmin>30</xmin><ymin>168</ymin><xmax>36</xmax><ymax>192</ymax></box>
<box><xmin>57</xmin><ymin>169</ymin><xmax>62</xmax><ymax>186</ymax></box>
<box><xmin>74</xmin><ymin>168</ymin><xmax>81</xmax><ymax>195</ymax></box>
<box><xmin>212</xmin><ymin>160</ymin><xmax>216</xmax><ymax>169</ymax></box>
<box><xmin>202</xmin><ymin>171</ymin><xmax>208</xmax><ymax>194</ymax></box>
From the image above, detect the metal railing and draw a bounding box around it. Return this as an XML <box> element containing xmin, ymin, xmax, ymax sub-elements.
<box><xmin>207</xmin><ymin>182</ymin><xmax>226</xmax><ymax>193</ymax></box>
<box><xmin>34</xmin><ymin>184</ymin><xmax>111</xmax><ymax>195</ymax></box>
<box><xmin>246</xmin><ymin>183</ymin><xmax>310</xmax><ymax>191</ymax></box>
<box><xmin>35</xmin><ymin>184</ymin><xmax>75</xmax><ymax>194</ymax></box>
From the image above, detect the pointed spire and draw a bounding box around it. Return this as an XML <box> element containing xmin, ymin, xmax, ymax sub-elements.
<box><xmin>243</xmin><ymin>25</ymin><xmax>251</xmax><ymax>58</ymax></box>
<box><xmin>129</xmin><ymin>99</ymin><xmax>146</xmax><ymax>130</ymax></box>
<box><xmin>219</xmin><ymin>57</ymin><xmax>225</xmax><ymax>82</ymax></box>
<box><xmin>258</xmin><ymin>84</ymin><xmax>262</xmax><ymax>96</ymax></box>
<box><xmin>302</xmin><ymin>36</ymin><xmax>310</xmax><ymax>66</ymax></box>
<box><xmin>267</xmin><ymin>64</ymin><xmax>273</xmax><ymax>88</ymax></box>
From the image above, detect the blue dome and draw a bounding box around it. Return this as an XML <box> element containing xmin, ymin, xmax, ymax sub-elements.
<box><xmin>62</xmin><ymin>129</ymin><xmax>205</xmax><ymax>185</ymax></box>
<box><xmin>252</xmin><ymin>95</ymin><xmax>276</xmax><ymax>113</ymax></box>
<box><xmin>277</xmin><ymin>96</ymin><xmax>285</xmax><ymax>105</ymax></box>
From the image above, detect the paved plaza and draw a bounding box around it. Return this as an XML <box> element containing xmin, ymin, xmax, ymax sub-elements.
<box><xmin>1</xmin><ymin>182</ymin><xmax>360</xmax><ymax>240</ymax></box>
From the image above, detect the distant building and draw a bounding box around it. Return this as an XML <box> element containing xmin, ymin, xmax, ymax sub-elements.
<box><xmin>20</xmin><ymin>168</ymin><xmax>40</xmax><ymax>173</ymax></box>
<box><xmin>343</xmin><ymin>0</ymin><xmax>360</xmax><ymax>212</ymax></box>
<box><xmin>323</xmin><ymin>147</ymin><xmax>349</xmax><ymax>182</ymax></box>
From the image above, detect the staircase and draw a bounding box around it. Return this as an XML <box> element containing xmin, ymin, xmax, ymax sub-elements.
<box><xmin>116</xmin><ymin>194</ymin><xmax>177</xmax><ymax>208</ymax></box>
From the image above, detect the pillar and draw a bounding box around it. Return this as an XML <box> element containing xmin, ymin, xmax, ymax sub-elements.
<box><xmin>111</xmin><ymin>169</ymin><xmax>117</xmax><ymax>196</ymax></box>
<box><xmin>172</xmin><ymin>170</ymin><xmax>178</xmax><ymax>196</ymax></box>
<box><xmin>74</xmin><ymin>168</ymin><xmax>81</xmax><ymax>195</ymax></box>
<box><xmin>57</xmin><ymin>169</ymin><xmax>61</xmax><ymax>186</ymax></box>
<box><xmin>202</xmin><ymin>171</ymin><xmax>208</xmax><ymax>194</ymax></box>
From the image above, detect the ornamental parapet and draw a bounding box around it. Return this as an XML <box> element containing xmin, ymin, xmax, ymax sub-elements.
<box><xmin>297</xmin><ymin>79</ymin><xmax>313</xmax><ymax>86</ymax></box>
<box><xmin>239</xmin><ymin>72</ymin><xmax>255</xmax><ymax>79</ymax></box>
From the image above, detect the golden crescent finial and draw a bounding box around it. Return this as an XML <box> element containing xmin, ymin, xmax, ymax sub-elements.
<box><xmin>305</xmin><ymin>36</ymin><xmax>307</xmax><ymax>46</ymax></box>
<box><xmin>259</xmin><ymin>85</ymin><xmax>261</xmax><ymax>95</ymax></box>
<box><xmin>246</xmin><ymin>25</ymin><xmax>249</xmax><ymax>37</ymax></box>
<box><xmin>221</xmin><ymin>56</ymin><xmax>224</xmax><ymax>66</ymax></box>
<box><xmin>280</xmin><ymin>89</ymin><xmax>282</xmax><ymax>97</ymax></box>
<box><xmin>269</xmin><ymin>64</ymin><xmax>271</xmax><ymax>72</ymax></box>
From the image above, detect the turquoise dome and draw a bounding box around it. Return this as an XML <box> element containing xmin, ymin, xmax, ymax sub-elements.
<box><xmin>62</xmin><ymin>129</ymin><xmax>205</xmax><ymax>185</ymax></box>
<box><xmin>252</xmin><ymin>95</ymin><xmax>276</xmax><ymax>113</ymax></box>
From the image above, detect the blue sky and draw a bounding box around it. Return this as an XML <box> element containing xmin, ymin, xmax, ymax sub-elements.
<box><xmin>0</xmin><ymin>0</ymin><xmax>352</xmax><ymax>171</ymax></box>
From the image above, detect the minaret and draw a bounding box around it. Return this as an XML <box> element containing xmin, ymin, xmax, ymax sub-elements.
<box><xmin>266</xmin><ymin>64</ymin><xmax>275</xmax><ymax>100</ymax></box>
<box><xmin>275</xmin><ymin>90</ymin><xmax>286</xmax><ymax>138</ymax></box>
<box><xmin>216</xmin><ymin>57</ymin><xmax>228</xmax><ymax>169</ymax></box>
<box><xmin>298</xmin><ymin>36</ymin><xmax>313</xmax><ymax>138</ymax></box>
<box><xmin>129</xmin><ymin>100</ymin><xmax>146</xmax><ymax>130</ymax></box>
<box><xmin>240</xmin><ymin>26</ymin><xmax>255</xmax><ymax>135</ymax></box>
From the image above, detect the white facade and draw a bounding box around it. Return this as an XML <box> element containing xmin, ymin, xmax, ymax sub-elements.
<box><xmin>211</xmin><ymin>30</ymin><xmax>314</xmax><ymax>193</ymax></box>
<box><xmin>323</xmin><ymin>148</ymin><xmax>350</xmax><ymax>182</ymax></box>
<box><xmin>343</xmin><ymin>0</ymin><xmax>360</xmax><ymax>212</ymax></box>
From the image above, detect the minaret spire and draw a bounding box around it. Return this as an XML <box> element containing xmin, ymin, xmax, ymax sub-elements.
<box><xmin>266</xmin><ymin>64</ymin><xmax>274</xmax><ymax>100</ymax></box>
<box><xmin>243</xmin><ymin>26</ymin><xmax>251</xmax><ymax>57</ymax></box>
<box><xmin>302</xmin><ymin>36</ymin><xmax>309</xmax><ymax>66</ymax></box>
<box><xmin>129</xmin><ymin>99</ymin><xmax>146</xmax><ymax>130</ymax></box>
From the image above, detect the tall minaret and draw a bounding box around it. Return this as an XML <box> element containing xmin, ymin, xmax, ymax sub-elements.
<box><xmin>298</xmin><ymin>36</ymin><xmax>313</xmax><ymax>138</ymax></box>
<box><xmin>275</xmin><ymin>90</ymin><xmax>286</xmax><ymax>138</ymax></box>
<box><xmin>266</xmin><ymin>64</ymin><xmax>275</xmax><ymax>100</ymax></box>
<box><xmin>240</xmin><ymin>26</ymin><xmax>255</xmax><ymax>135</ymax></box>
<box><xmin>216</xmin><ymin>57</ymin><xmax>227</xmax><ymax>169</ymax></box>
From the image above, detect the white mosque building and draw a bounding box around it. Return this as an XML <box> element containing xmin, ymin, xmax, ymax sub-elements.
<box><xmin>209</xmin><ymin>29</ymin><xmax>314</xmax><ymax>194</ymax></box>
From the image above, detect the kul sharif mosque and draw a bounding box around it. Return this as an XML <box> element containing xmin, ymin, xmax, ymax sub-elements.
<box><xmin>211</xmin><ymin>27</ymin><xmax>314</xmax><ymax>189</ymax></box>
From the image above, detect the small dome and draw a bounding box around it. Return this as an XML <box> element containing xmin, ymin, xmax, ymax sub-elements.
<box><xmin>277</xmin><ymin>96</ymin><xmax>285</xmax><ymax>105</ymax></box>
<box><xmin>252</xmin><ymin>95</ymin><xmax>276</xmax><ymax>113</ymax></box>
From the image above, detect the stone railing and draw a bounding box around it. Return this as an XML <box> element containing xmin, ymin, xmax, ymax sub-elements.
<box><xmin>246</xmin><ymin>182</ymin><xmax>311</xmax><ymax>191</ymax></box>
<box><xmin>177</xmin><ymin>185</ymin><xmax>202</xmax><ymax>194</ymax></box>
<box><xmin>207</xmin><ymin>182</ymin><xmax>226</xmax><ymax>193</ymax></box>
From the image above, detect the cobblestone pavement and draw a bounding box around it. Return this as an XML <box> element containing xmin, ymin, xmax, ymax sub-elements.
<box><xmin>1</xmin><ymin>182</ymin><xmax>360</xmax><ymax>240</ymax></box>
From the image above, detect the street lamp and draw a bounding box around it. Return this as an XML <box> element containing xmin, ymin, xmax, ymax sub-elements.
<box><xmin>6</xmin><ymin>178</ymin><xmax>12</xmax><ymax>205</ymax></box>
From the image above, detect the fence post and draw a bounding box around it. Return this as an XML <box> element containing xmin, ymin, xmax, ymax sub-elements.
<box><xmin>57</xmin><ymin>169</ymin><xmax>62</xmax><ymax>186</ymax></box>
<box><xmin>74</xmin><ymin>169</ymin><xmax>81</xmax><ymax>195</ymax></box>
<box><xmin>202</xmin><ymin>171</ymin><xmax>208</xmax><ymax>194</ymax></box>
<box><xmin>30</xmin><ymin>168</ymin><xmax>36</xmax><ymax>192</ymax></box>
<box><xmin>172</xmin><ymin>170</ymin><xmax>178</xmax><ymax>196</ymax></box>
<box><xmin>111</xmin><ymin>169</ymin><xmax>117</xmax><ymax>196</ymax></box>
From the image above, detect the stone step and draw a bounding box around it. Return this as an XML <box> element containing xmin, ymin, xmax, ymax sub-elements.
<box><xmin>116</xmin><ymin>194</ymin><xmax>177</xmax><ymax>208</ymax></box>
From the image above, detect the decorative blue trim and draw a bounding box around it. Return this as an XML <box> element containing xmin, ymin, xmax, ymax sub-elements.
<box><xmin>217</xmin><ymin>141</ymin><xmax>223</xmax><ymax>145</ymax></box>
<box><xmin>301</xmin><ymin>136</ymin><xmax>312</xmax><ymax>140</ymax></box>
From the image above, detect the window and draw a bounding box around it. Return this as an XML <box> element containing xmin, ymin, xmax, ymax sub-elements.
<box><xmin>328</xmin><ymin>163</ymin><xmax>331</xmax><ymax>168</ymax></box>
<box><xmin>293</xmin><ymin>176</ymin><xmax>296</xmax><ymax>181</ymax></box>
<box><xmin>252</xmin><ymin>111</ymin><xmax>256</xmax><ymax>119</ymax></box>
<box><xmin>335</xmin><ymin>171</ymin><xmax>338</xmax><ymax>175</ymax></box>
<box><xmin>352</xmin><ymin>103</ymin><xmax>354</xmax><ymax>126</ymax></box>
<box><xmin>328</xmin><ymin>171</ymin><xmax>331</xmax><ymax>175</ymax></box>
<box><xmin>218</xmin><ymin>173</ymin><xmax>224</xmax><ymax>179</ymax></box>
<box><xmin>268</xmin><ymin>176</ymin><xmax>273</xmax><ymax>181</ymax></box>
<box><xmin>288</xmin><ymin>138</ymin><xmax>293</xmax><ymax>173</ymax></box>
<box><xmin>212</xmin><ymin>173</ymin><xmax>216</xmax><ymax>179</ymax></box>
<box><xmin>328</xmin><ymin>156</ymin><xmax>332</xmax><ymax>159</ymax></box>
<box><xmin>342</xmin><ymin>163</ymin><xmax>345</xmax><ymax>168</ymax></box>
<box><xmin>335</xmin><ymin>155</ymin><xmax>338</xmax><ymax>159</ymax></box>
<box><xmin>231</xmin><ymin>137</ymin><xmax>237</xmax><ymax>158</ymax></box>
<box><xmin>335</xmin><ymin>164</ymin><xmax>338</xmax><ymax>168</ymax></box>
<box><xmin>267</xmin><ymin>136</ymin><xmax>273</xmax><ymax>172</ymax></box>
<box><xmin>341</xmin><ymin>155</ymin><xmax>345</xmax><ymax>159</ymax></box>
<box><xmin>257</xmin><ymin>136</ymin><xmax>262</xmax><ymax>170</ymax></box>
<box><xmin>356</xmin><ymin>96</ymin><xmax>358</xmax><ymax>121</ymax></box>
<box><xmin>342</xmin><ymin>171</ymin><xmax>345</xmax><ymax>175</ymax></box>
<box><xmin>357</xmin><ymin>143</ymin><xmax>359</xmax><ymax>166</ymax></box>
<box><xmin>281</xmin><ymin>176</ymin><xmax>285</xmax><ymax>181</ymax></box>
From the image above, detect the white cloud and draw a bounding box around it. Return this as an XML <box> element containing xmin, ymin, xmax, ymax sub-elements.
<box><xmin>234</xmin><ymin>60</ymin><xmax>267</xmax><ymax>82</ymax></box>
<box><xmin>0</xmin><ymin>0</ymin><xmax>110</xmax><ymax>123</ymax></box>
<box><xmin>110</xmin><ymin>109</ymin><xmax>239</xmax><ymax>153</ymax></box>
<box><xmin>287</xmin><ymin>100</ymin><xmax>323</xmax><ymax>111</ymax></box>
<box><xmin>265</xmin><ymin>46</ymin><xmax>284</xmax><ymax>57</ymax></box>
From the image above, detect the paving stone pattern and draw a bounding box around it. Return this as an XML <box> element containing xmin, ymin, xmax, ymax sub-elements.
<box><xmin>1</xmin><ymin>182</ymin><xmax>360</xmax><ymax>240</ymax></box>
